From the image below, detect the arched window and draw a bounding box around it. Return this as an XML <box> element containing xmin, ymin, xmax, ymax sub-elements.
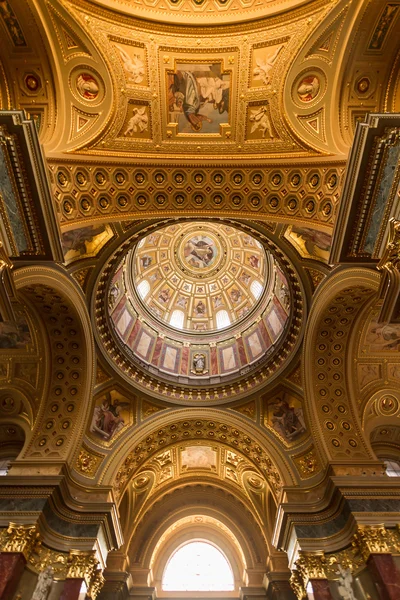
<box><xmin>162</xmin><ymin>541</ymin><xmax>234</xmax><ymax>591</ymax></box>
<box><xmin>384</xmin><ymin>460</ymin><xmax>400</xmax><ymax>477</ymax></box>
<box><xmin>250</xmin><ymin>280</ymin><xmax>263</xmax><ymax>300</ymax></box>
<box><xmin>216</xmin><ymin>310</ymin><xmax>230</xmax><ymax>329</ymax></box>
<box><xmin>170</xmin><ymin>309</ymin><xmax>184</xmax><ymax>329</ymax></box>
<box><xmin>0</xmin><ymin>458</ymin><xmax>11</xmax><ymax>476</ymax></box>
<box><xmin>137</xmin><ymin>279</ymin><xmax>150</xmax><ymax>299</ymax></box>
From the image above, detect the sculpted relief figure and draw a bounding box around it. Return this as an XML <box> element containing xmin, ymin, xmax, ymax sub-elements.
<box><xmin>32</xmin><ymin>566</ymin><xmax>53</xmax><ymax>600</ymax></box>
<box><xmin>253</xmin><ymin>45</ymin><xmax>283</xmax><ymax>86</ymax></box>
<box><xmin>117</xmin><ymin>46</ymin><xmax>145</xmax><ymax>84</ymax></box>
<box><xmin>124</xmin><ymin>107</ymin><xmax>149</xmax><ymax>135</ymax></box>
<box><xmin>336</xmin><ymin>565</ymin><xmax>356</xmax><ymax>600</ymax></box>
<box><xmin>249</xmin><ymin>105</ymin><xmax>274</xmax><ymax>138</ymax></box>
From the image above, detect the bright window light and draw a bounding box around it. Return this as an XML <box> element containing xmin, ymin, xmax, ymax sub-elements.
<box><xmin>216</xmin><ymin>310</ymin><xmax>230</xmax><ymax>329</ymax></box>
<box><xmin>170</xmin><ymin>309</ymin><xmax>184</xmax><ymax>329</ymax></box>
<box><xmin>162</xmin><ymin>541</ymin><xmax>234</xmax><ymax>591</ymax></box>
<box><xmin>0</xmin><ymin>459</ymin><xmax>10</xmax><ymax>476</ymax></box>
<box><xmin>250</xmin><ymin>280</ymin><xmax>263</xmax><ymax>300</ymax></box>
<box><xmin>137</xmin><ymin>279</ymin><xmax>150</xmax><ymax>299</ymax></box>
<box><xmin>384</xmin><ymin>460</ymin><xmax>400</xmax><ymax>477</ymax></box>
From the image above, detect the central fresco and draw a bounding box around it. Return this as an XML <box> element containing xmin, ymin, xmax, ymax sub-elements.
<box><xmin>167</xmin><ymin>62</ymin><xmax>230</xmax><ymax>134</ymax></box>
<box><xmin>132</xmin><ymin>222</ymin><xmax>267</xmax><ymax>332</ymax></box>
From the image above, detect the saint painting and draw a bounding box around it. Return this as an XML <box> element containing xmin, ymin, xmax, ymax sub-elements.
<box><xmin>266</xmin><ymin>392</ymin><xmax>305</xmax><ymax>443</ymax></box>
<box><xmin>90</xmin><ymin>392</ymin><xmax>130</xmax><ymax>442</ymax></box>
<box><xmin>183</xmin><ymin>235</ymin><xmax>217</xmax><ymax>269</ymax></box>
<box><xmin>168</xmin><ymin>62</ymin><xmax>230</xmax><ymax>134</ymax></box>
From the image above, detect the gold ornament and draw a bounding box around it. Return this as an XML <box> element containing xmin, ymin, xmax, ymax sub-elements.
<box><xmin>3</xmin><ymin>523</ymin><xmax>41</xmax><ymax>559</ymax></box>
<box><xmin>353</xmin><ymin>524</ymin><xmax>390</xmax><ymax>561</ymax></box>
<box><xmin>295</xmin><ymin>551</ymin><xmax>327</xmax><ymax>587</ymax></box>
<box><xmin>290</xmin><ymin>568</ymin><xmax>306</xmax><ymax>599</ymax></box>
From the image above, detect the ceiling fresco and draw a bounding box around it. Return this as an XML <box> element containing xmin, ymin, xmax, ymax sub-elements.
<box><xmin>1</xmin><ymin>2</ymin><xmax>400</xmax><ymax>599</ymax></box>
<box><xmin>131</xmin><ymin>222</ymin><xmax>268</xmax><ymax>332</ymax></box>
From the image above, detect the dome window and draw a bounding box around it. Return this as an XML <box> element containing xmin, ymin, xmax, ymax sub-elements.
<box><xmin>170</xmin><ymin>309</ymin><xmax>185</xmax><ymax>329</ymax></box>
<box><xmin>216</xmin><ymin>310</ymin><xmax>230</xmax><ymax>329</ymax></box>
<box><xmin>137</xmin><ymin>279</ymin><xmax>150</xmax><ymax>299</ymax></box>
<box><xmin>250</xmin><ymin>280</ymin><xmax>263</xmax><ymax>300</ymax></box>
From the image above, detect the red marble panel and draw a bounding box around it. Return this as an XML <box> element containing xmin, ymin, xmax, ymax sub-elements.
<box><xmin>181</xmin><ymin>346</ymin><xmax>189</xmax><ymax>374</ymax></box>
<box><xmin>211</xmin><ymin>346</ymin><xmax>218</xmax><ymax>375</ymax></box>
<box><xmin>59</xmin><ymin>578</ymin><xmax>85</xmax><ymax>600</ymax></box>
<box><xmin>126</xmin><ymin>319</ymin><xmax>141</xmax><ymax>348</ymax></box>
<box><xmin>0</xmin><ymin>552</ymin><xmax>26</xmax><ymax>600</ymax></box>
<box><xmin>309</xmin><ymin>579</ymin><xmax>334</xmax><ymax>600</ymax></box>
<box><xmin>236</xmin><ymin>337</ymin><xmax>247</xmax><ymax>366</ymax></box>
<box><xmin>272</xmin><ymin>295</ymin><xmax>288</xmax><ymax>322</ymax></box>
<box><xmin>258</xmin><ymin>319</ymin><xmax>272</xmax><ymax>348</ymax></box>
<box><xmin>151</xmin><ymin>337</ymin><xmax>163</xmax><ymax>366</ymax></box>
<box><xmin>111</xmin><ymin>295</ymin><xmax>127</xmax><ymax>324</ymax></box>
<box><xmin>367</xmin><ymin>553</ymin><xmax>400</xmax><ymax>600</ymax></box>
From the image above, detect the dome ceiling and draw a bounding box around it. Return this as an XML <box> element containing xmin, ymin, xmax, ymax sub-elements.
<box><xmin>95</xmin><ymin>220</ymin><xmax>304</xmax><ymax>403</ymax></box>
<box><xmin>131</xmin><ymin>222</ymin><xmax>268</xmax><ymax>332</ymax></box>
<box><xmin>86</xmin><ymin>0</ymin><xmax>310</xmax><ymax>25</ymax></box>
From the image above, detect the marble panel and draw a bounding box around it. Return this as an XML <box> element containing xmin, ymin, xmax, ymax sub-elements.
<box><xmin>116</xmin><ymin>308</ymin><xmax>133</xmax><ymax>337</ymax></box>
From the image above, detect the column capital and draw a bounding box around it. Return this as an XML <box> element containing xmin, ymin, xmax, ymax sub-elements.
<box><xmin>67</xmin><ymin>550</ymin><xmax>104</xmax><ymax>599</ymax></box>
<box><xmin>1</xmin><ymin>522</ymin><xmax>41</xmax><ymax>560</ymax></box>
<box><xmin>353</xmin><ymin>524</ymin><xmax>391</xmax><ymax>561</ymax></box>
<box><xmin>295</xmin><ymin>551</ymin><xmax>327</xmax><ymax>585</ymax></box>
<box><xmin>289</xmin><ymin>569</ymin><xmax>305</xmax><ymax>600</ymax></box>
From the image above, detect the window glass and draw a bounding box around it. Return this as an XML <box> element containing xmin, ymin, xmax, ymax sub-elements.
<box><xmin>162</xmin><ymin>541</ymin><xmax>234</xmax><ymax>591</ymax></box>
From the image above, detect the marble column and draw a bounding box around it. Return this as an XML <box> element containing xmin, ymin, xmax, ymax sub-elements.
<box><xmin>367</xmin><ymin>553</ymin><xmax>400</xmax><ymax>600</ymax></box>
<box><xmin>0</xmin><ymin>552</ymin><xmax>26</xmax><ymax>600</ymax></box>
<box><xmin>308</xmin><ymin>579</ymin><xmax>334</xmax><ymax>600</ymax></box>
<box><xmin>59</xmin><ymin>577</ymin><xmax>85</xmax><ymax>600</ymax></box>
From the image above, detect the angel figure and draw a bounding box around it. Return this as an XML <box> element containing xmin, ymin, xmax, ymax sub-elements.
<box><xmin>249</xmin><ymin>105</ymin><xmax>273</xmax><ymax>139</ymax></box>
<box><xmin>253</xmin><ymin>45</ymin><xmax>283</xmax><ymax>86</ymax></box>
<box><xmin>117</xmin><ymin>46</ymin><xmax>145</xmax><ymax>84</ymax></box>
<box><xmin>124</xmin><ymin>107</ymin><xmax>148</xmax><ymax>136</ymax></box>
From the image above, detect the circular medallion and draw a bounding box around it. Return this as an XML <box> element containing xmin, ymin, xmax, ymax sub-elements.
<box><xmin>177</xmin><ymin>230</ymin><xmax>224</xmax><ymax>277</ymax></box>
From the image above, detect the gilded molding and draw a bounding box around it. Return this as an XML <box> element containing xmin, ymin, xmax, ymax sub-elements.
<box><xmin>67</xmin><ymin>550</ymin><xmax>105</xmax><ymax>598</ymax></box>
<box><xmin>289</xmin><ymin>568</ymin><xmax>306</xmax><ymax>600</ymax></box>
<box><xmin>2</xmin><ymin>523</ymin><xmax>41</xmax><ymax>560</ymax></box>
<box><xmin>353</xmin><ymin>524</ymin><xmax>391</xmax><ymax>561</ymax></box>
<box><xmin>377</xmin><ymin>217</ymin><xmax>400</xmax><ymax>323</ymax></box>
<box><xmin>295</xmin><ymin>551</ymin><xmax>327</xmax><ymax>586</ymax></box>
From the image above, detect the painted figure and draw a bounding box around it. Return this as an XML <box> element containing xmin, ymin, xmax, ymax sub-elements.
<box><xmin>297</xmin><ymin>75</ymin><xmax>320</xmax><ymax>102</ymax></box>
<box><xmin>0</xmin><ymin>318</ymin><xmax>31</xmax><ymax>349</ymax></box>
<box><xmin>184</xmin><ymin>236</ymin><xmax>215</xmax><ymax>268</ymax></box>
<box><xmin>271</xmin><ymin>396</ymin><xmax>305</xmax><ymax>441</ymax></box>
<box><xmin>117</xmin><ymin>45</ymin><xmax>145</xmax><ymax>83</ymax></box>
<box><xmin>253</xmin><ymin>45</ymin><xmax>283</xmax><ymax>86</ymax></box>
<box><xmin>124</xmin><ymin>107</ymin><xmax>148</xmax><ymax>135</ymax></box>
<box><xmin>76</xmin><ymin>73</ymin><xmax>99</xmax><ymax>100</ymax></box>
<box><xmin>168</xmin><ymin>64</ymin><xmax>230</xmax><ymax>133</ymax></box>
<box><xmin>249</xmin><ymin>105</ymin><xmax>274</xmax><ymax>138</ymax></box>
<box><xmin>90</xmin><ymin>393</ymin><xmax>129</xmax><ymax>441</ymax></box>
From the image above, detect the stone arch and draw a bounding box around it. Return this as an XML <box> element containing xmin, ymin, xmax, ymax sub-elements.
<box><xmin>125</xmin><ymin>484</ymin><xmax>269</xmax><ymax>588</ymax></box>
<box><xmin>98</xmin><ymin>409</ymin><xmax>297</xmax><ymax>500</ymax></box>
<box><xmin>151</xmin><ymin>517</ymin><xmax>247</xmax><ymax>593</ymax></box>
<box><xmin>303</xmin><ymin>267</ymin><xmax>380</xmax><ymax>462</ymax></box>
<box><xmin>12</xmin><ymin>265</ymin><xmax>95</xmax><ymax>466</ymax></box>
